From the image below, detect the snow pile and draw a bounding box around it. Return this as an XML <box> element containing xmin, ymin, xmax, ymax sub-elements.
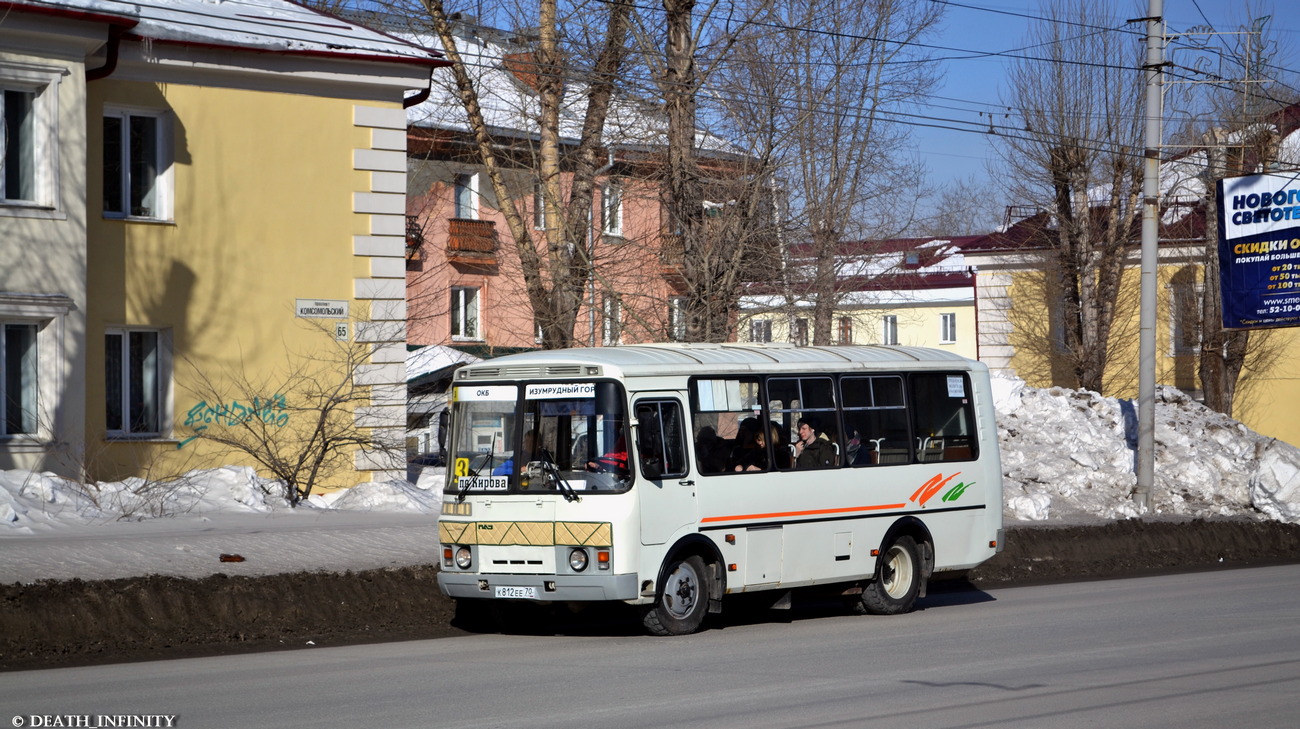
<box><xmin>994</xmin><ymin>373</ymin><xmax>1300</xmax><ymax>523</ymax></box>
<box><xmin>0</xmin><ymin>466</ymin><xmax>441</xmax><ymax>536</ymax></box>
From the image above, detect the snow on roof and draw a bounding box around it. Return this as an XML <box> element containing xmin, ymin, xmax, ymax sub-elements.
<box><xmin>406</xmin><ymin>344</ymin><xmax>480</xmax><ymax>382</ymax></box>
<box><xmin>398</xmin><ymin>19</ymin><xmax>740</xmax><ymax>155</ymax></box>
<box><xmin>11</xmin><ymin>0</ymin><xmax>441</xmax><ymax>62</ymax></box>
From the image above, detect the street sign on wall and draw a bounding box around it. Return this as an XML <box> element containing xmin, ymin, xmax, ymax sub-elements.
<box><xmin>295</xmin><ymin>299</ymin><xmax>349</xmax><ymax>319</ymax></box>
<box><xmin>1216</xmin><ymin>172</ymin><xmax>1300</xmax><ymax>330</ymax></box>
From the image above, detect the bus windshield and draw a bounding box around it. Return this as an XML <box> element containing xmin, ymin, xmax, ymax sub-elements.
<box><xmin>445</xmin><ymin>381</ymin><xmax>631</xmax><ymax>496</ymax></box>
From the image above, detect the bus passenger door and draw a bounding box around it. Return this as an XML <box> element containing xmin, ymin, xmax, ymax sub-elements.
<box><xmin>633</xmin><ymin>395</ymin><xmax>697</xmax><ymax>545</ymax></box>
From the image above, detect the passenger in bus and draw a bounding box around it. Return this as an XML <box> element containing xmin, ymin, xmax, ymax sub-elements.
<box><xmin>728</xmin><ymin>418</ymin><xmax>767</xmax><ymax>472</ymax></box>
<box><xmin>695</xmin><ymin>426</ymin><xmax>729</xmax><ymax>474</ymax></box>
<box><xmin>794</xmin><ymin>417</ymin><xmax>836</xmax><ymax>469</ymax></box>
<box><xmin>769</xmin><ymin>421</ymin><xmax>792</xmax><ymax>469</ymax></box>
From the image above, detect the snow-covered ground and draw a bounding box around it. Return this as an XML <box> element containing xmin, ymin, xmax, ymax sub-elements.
<box><xmin>2</xmin><ymin>376</ymin><xmax>1298</xmax><ymax>584</ymax></box>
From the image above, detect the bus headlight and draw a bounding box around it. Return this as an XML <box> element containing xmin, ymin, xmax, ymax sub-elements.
<box><xmin>569</xmin><ymin>548</ymin><xmax>589</xmax><ymax>572</ymax></box>
<box><xmin>455</xmin><ymin>546</ymin><xmax>473</xmax><ymax>570</ymax></box>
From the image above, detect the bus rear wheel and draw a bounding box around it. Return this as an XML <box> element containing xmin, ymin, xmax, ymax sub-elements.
<box><xmin>856</xmin><ymin>535</ymin><xmax>922</xmax><ymax>615</ymax></box>
<box><xmin>642</xmin><ymin>555</ymin><xmax>709</xmax><ymax>636</ymax></box>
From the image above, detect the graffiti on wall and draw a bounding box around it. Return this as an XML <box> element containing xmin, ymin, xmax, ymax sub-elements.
<box><xmin>177</xmin><ymin>394</ymin><xmax>290</xmax><ymax>449</ymax></box>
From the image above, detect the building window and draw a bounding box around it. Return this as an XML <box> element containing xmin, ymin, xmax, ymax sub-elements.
<box><xmin>103</xmin><ymin>109</ymin><xmax>170</xmax><ymax>220</ymax></box>
<box><xmin>1</xmin><ymin>322</ymin><xmax>38</xmax><ymax>435</ymax></box>
<box><xmin>793</xmin><ymin>318</ymin><xmax>809</xmax><ymax>347</ymax></box>
<box><xmin>668</xmin><ymin>297</ymin><xmax>688</xmax><ymax>341</ymax></box>
<box><xmin>2</xmin><ymin>89</ymin><xmax>35</xmax><ymax>203</ymax></box>
<box><xmin>602</xmin><ymin>295</ymin><xmax>621</xmax><ymax>346</ymax></box>
<box><xmin>838</xmin><ymin>316</ymin><xmax>853</xmax><ymax>345</ymax></box>
<box><xmin>1171</xmin><ymin>283</ymin><xmax>1202</xmax><ymax>355</ymax></box>
<box><xmin>105</xmin><ymin>329</ymin><xmax>168</xmax><ymax>436</ymax></box>
<box><xmin>453</xmin><ymin>172</ymin><xmax>478</xmax><ymax>220</ymax></box>
<box><xmin>940</xmin><ymin>313</ymin><xmax>956</xmax><ymax>344</ymax></box>
<box><xmin>882</xmin><ymin>315</ymin><xmax>898</xmax><ymax>345</ymax></box>
<box><xmin>450</xmin><ymin>287</ymin><xmax>480</xmax><ymax>340</ymax></box>
<box><xmin>2</xmin><ymin>64</ymin><xmax>61</xmax><ymax>210</ymax></box>
<box><xmin>602</xmin><ymin>182</ymin><xmax>623</xmax><ymax>238</ymax></box>
<box><xmin>750</xmin><ymin>318</ymin><xmax>772</xmax><ymax>343</ymax></box>
<box><xmin>533</xmin><ymin>182</ymin><xmax>545</xmax><ymax>230</ymax></box>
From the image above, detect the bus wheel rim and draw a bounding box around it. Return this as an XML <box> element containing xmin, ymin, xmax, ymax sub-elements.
<box><xmin>663</xmin><ymin>562</ymin><xmax>699</xmax><ymax>619</ymax></box>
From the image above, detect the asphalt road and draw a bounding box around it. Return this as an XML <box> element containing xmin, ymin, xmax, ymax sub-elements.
<box><xmin>3</xmin><ymin>565</ymin><xmax>1298</xmax><ymax>729</ymax></box>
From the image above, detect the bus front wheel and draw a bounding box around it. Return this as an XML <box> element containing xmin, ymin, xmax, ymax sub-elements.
<box><xmin>856</xmin><ymin>535</ymin><xmax>922</xmax><ymax>615</ymax></box>
<box><xmin>642</xmin><ymin>555</ymin><xmax>710</xmax><ymax>636</ymax></box>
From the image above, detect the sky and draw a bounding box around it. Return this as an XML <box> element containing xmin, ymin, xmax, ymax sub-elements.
<box><xmin>915</xmin><ymin>0</ymin><xmax>1300</xmax><ymax>190</ymax></box>
<box><xmin>1</xmin><ymin>374</ymin><xmax>1297</xmax><ymax>584</ymax></box>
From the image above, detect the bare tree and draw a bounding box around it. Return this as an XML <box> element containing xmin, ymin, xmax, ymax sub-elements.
<box><xmin>612</xmin><ymin>1</ymin><xmax>782</xmax><ymax>342</ymax></box>
<box><xmin>706</xmin><ymin>0</ymin><xmax>942</xmax><ymax>344</ymax></box>
<box><xmin>401</xmin><ymin>0</ymin><xmax>634</xmax><ymax>348</ymax></box>
<box><xmin>1167</xmin><ymin>10</ymin><xmax>1296</xmax><ymax>417</ymax></box>
<box><xmin>179</xmin><ymin>325</ymin><xmax>404</xmax><ymax>506</ymax></box>
<box><xmin>992</xmin><ymin>0</ymin><xmax>1145</xmax><ymax>393</ymax></box>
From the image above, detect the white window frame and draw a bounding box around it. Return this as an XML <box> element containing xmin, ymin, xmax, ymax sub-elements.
<box><xmin>104</xmin><ymin>327</ymin><xmax>172</xmax><ymax>438</ymax></box>
<box><xmin>940</xmin><ymin>313</ymin><xmax>957</xmax><ymax>344</ymax></box>
<box><xmin>102</xmin><ymin>107</ymin><xmax>173</xmax><ymax>221</ymax></box>
<box><xmin>601</xmin><ymin>182</ymin><xmax>623</xmax><ymax>238</ymax></box>
<box><xmin>793</xmin><ymin>318</ymin><xmax>809</xmax><ymax>347</ymax></box>
<box><xmin>602</xmin><ymin>295</ymin><xmax>622</xmax><ymax>346</ymax></box>
<box><xmin>668</xmin><ymin>297</ymin><xmax>688</xmax><ymax>341</ymax></box>
<box><xmin>750</xmin><ymin>318</ymin><xmax>772</xmax><ymax>343</ymax></box>
<box><xmin>454</xmin><ymin>172</ymin><xmax>479</xmax><ymax>220</ymax></box>
<box><xmin>1</xmin><ymin>62</ymin><xmax>62</xmax><ymax>214</ymax></box>
<box><xmin>882</xmin><ymin>315</ymin><xmax>898</xmax><ymax>346</ymax></box>
<box><xmin>0</xmin><ymin>294</ymin><xmax>74</xmax><ymax>445</ymax></box>
<box><xmin>450</xmin><ymin>286</ymin><xmax>480</xmax><ymax>341</ymax></box>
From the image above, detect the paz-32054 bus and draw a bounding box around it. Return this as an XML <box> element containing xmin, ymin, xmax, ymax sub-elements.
<box><xmin>436</xmin><ymin>343</ymin><xmax>1003</xmax><ymax>635</ymax></box>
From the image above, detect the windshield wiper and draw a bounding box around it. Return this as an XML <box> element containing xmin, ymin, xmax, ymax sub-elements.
<box><xmin>458</xmin><ymin>434</ymin><xmax>497</xmax><ymax>503</ymax></box>
<box><xmin>538</xmin><ymin>450</ymin><xmax>580</xmax><ymax>503</ymax></box>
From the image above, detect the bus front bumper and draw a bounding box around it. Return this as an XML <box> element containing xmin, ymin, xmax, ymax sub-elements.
<box><xmin>438</xmin><ymin>571</ymin><xmax>640</xmax><ymax>602</ymax></box>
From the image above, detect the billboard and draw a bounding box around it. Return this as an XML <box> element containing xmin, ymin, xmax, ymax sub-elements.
<box><xmin>1216</xmin><ymin>172</ymin><xmax>1300</xmax><ymax>330</ymax></box>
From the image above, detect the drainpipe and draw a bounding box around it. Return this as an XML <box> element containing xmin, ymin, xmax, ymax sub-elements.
<box><xmin>589</xmin><ymin>148</ymin><xmax>616</xmax><ymax>346</ymax></box>
<box><xmin>969</xmin><ymin>266</ymin><xmax>980</xmax><ymax>361</ymax></box>
<box><xmin>403</xmin><ymin>81</ymin><xmax>431</xmax><ymax>109</ymax></box>
<box><xmin>86</xmin><ymin>25</ymin><xmax>127</xmax><ymax>81</ymax></box>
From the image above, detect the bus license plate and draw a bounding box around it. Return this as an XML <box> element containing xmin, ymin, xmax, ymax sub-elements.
<box><xmin>495</xmin><ymin>585</ymin><xmax>536</xmax><ymax>599</ymax></box>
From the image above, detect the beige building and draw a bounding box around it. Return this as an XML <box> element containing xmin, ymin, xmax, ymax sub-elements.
<box><xmin>738</xmin><ymin>237</ymin><xmax>979</xmax><ymax>359</ymax></box>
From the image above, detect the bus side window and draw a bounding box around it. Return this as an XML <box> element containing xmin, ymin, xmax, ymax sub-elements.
<box><xmin>690</xmin><ymin>377</ymin><xmax>762</xmax><ymax>475</ymax></box>
<box><xmin>910</xmin><ymin>373</ymin><xmax>977</xmax><ymax>463</ymax></box>
<box><xmin>635</xmin><ymin>400</ymin><xmax>688</xmax><ymax>479</ymax></box>
<box><xmin>841</xmin><ymin>375</ymin><xmax>910</xmax><ymax>467</ymax></box>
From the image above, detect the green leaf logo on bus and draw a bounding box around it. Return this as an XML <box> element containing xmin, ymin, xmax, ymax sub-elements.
<box><xmin>910</xmin><ymin>472</ymin><xmax>974</xmax><ymax>507</ymax></box>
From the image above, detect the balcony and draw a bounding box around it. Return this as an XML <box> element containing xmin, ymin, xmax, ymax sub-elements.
<box><xmin>447</xmin><ymin>218</ymin><xmax>499</xmax><ymax>268</ymax></box>
<box><xmin>659</xmin><ymin>233</ymin><xmax>685</xmax><ymax>278</ymax></box>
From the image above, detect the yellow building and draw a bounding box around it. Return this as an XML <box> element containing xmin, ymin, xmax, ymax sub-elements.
<box><xmin>1</xmin><ymin>1</ymin><xmax>444</xmax><ymax>495</ymax></box>
<box><xmin>964</xmin><ymin>212</ymin><xmax>1300</xmax><ymax>447</ymax></box>
<box><xmin>737</xmin><ymin>237</ymin><xmax>979</xmax><ymax>360</ymax></box>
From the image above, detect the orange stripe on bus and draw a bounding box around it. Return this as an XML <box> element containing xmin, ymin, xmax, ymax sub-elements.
<box><xmin>699</xmin><ymin>503</ymin><xmax>908</xmax><ymax>523</ymax></box>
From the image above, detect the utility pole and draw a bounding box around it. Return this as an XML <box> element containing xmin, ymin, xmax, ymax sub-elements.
<box><xmin>1135</xmin><ymin>0</ymin><xmax>1165</xmax><ymax>512</ymax></box>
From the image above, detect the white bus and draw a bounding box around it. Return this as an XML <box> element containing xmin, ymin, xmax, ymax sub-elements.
<box><xmin>436</xmin><ymin>343</ymin><xmax>1004</xmax><ymax>635</ymax></box>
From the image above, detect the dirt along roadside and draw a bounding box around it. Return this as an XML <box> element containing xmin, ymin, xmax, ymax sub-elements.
<box><xmin>3</xmin><ymin>518</ymin><xmax>1299</xmax><ymax>672</ymax></box>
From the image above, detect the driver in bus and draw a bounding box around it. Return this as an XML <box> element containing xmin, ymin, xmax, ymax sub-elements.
<box><xmin>794</xmin><ymin>417</ymin><xmax>836</xmax><ymax>469</ymax></box>
<box><xmin>587</xmin><ymin>435</ymin><xmax>629</xmax><ymax>477</ymax></box>
<box><xmin>493</xmin><ymin>429</ymin><xmax>545</xmax><ymax>475</ymax></box>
